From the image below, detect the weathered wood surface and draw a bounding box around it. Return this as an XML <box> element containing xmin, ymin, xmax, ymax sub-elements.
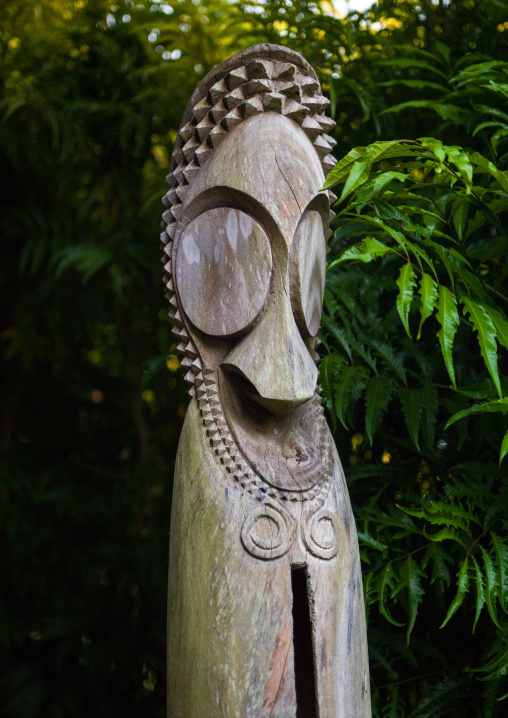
<box><xmin>161</xmin><ymin>43</ymin><xmax>371</xmax><ymax>718</ymax></box>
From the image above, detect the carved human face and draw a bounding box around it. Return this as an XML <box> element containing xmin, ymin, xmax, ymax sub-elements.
<box><xmin>173</xmin><ymin>112</ymin><xmax>328</xmax><ymax>417</ymax></box>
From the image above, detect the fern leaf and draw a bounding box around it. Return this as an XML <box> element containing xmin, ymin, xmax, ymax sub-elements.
<box><xmin>417</xmin><ymin>273</ymin><xmax>438</xmax><ymax>339</ymax></box>
<box><xmin>490</xmin><ymin>532</ymin><xmax>508</xmax><ymax>613</ymax></box>
<box><xmin>440</xmin><ymin>557</ymin><xmax>469</xmax><ymax>628</ymax></box>
<box><xmin>481</xmin><ymin>546</ymin><xmax>501</xmax><ymax>628</ymax></box>
<box><xmin>334</xmin><ymin>364</ymin><xmax>369</xmax><ymax>429</ymax></box>
<box><xmin>471</xmin><ymin>556</ymin><xmax>486</xmax><ymax>633</ymax></box>
<box><xmin>375</xmin><ymin>563</ymin><xmax>406</xmax><ymax>627</ymax></box>
<box><xmin>423</xmin><ymin>525</ymin><xmax>466</xmax><ymax>548</ymax></box>
<box><xmin>461</xmin><ymin>298</ymin><xmax>502</xmax><ymax>398</ymax></box>
<box><xmin>401</xmin><ymin>500</ymin><xmax>478</xmax><ymax>530</ymax></box>
<box><xmin>436</xmin><ymin>285</ymin><xmax>459</xmax><ymax>387</ymax></box>
<box><xmin>487</xmin><ymin>305</ymin><xmax>508</xmax><ymax>351</ymax></box>
<box><xmin>399</xmin><ymin>388</ymin><xmax>424</xmax><ymax>450</ymax></box>
<box><xmin>396</xmin><ymin>263</ymin><xmax>417</xmax><ymax>338</ymax></box>
<box><xmin>444</xmin><ymin>399</ymin><xmax>508</xmax><ymax>429</ymax></box>
<box><xmin>422</xmin><ymin>543</ymin><xmax>452</xmax><ymax>587</ymax></box>
<box><xmin>376</xmin><ymin>563</ymin><xmax>405</xmax><ymax>626</ymax></box>
<box><xmin>501</xmin><ymin>430</ymin><xmax>508</xmax><ymax>466</ymax></box>
<box><xmin>392</xmin><ymin>556</ymin><xmax>426</xmax><ymax>643</ymax></box>
<box><xmin>319</xmin><ymin>354</ymin><xmax>345</xmax><ymax>431</ymax></box>
<box><xmin>367</xmin><ymin>337</ymin><xmax>407</xmax><ymax>385</ymax></box>
<box><xmin>321</xmin><ymin>314</ymin><xmax>353</xmax><ymax>361</ymax></box>
<box><xmin>365</xmin><ymin>375</ymin><xmax>394</xmax><ymax>445</ymax></box>
<box><xmin>407</xmin><ymin>678</ymin><xmax>468</xmax><ymax>718</ymax></box>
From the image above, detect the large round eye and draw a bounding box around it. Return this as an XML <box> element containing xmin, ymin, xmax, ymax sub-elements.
<box><xmin>175</xmin><ymin>207</ymin><xmax>272</xmax><ymax>337</ymax></box>
<box><xmin>289</xmin><ymin>210</ymin><xmax>326</xmax><ymax>338</ymax></box>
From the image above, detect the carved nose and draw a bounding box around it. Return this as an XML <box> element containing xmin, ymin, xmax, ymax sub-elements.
<box><xmin>221</xmin><ymin>291</ymin><xmax>318</xmax><ymax>416</ymax></box>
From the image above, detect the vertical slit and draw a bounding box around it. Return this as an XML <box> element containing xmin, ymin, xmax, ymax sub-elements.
<box><xmin>291</xmin><ymin>567</ymin><xmax>317</xmax><ymax>718</ymax></box>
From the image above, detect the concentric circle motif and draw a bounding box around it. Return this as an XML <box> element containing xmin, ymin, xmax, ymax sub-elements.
<box><xmin>241</xmin><ymin>504</ymin><xmax>293</xmax><ymax>560</ymax></box>
<box><xmin>302</xmin><ymin>509</ymin><xmax>340</xmax><ymax>560</ymax></box>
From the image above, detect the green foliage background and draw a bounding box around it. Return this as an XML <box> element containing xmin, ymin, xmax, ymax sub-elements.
<box><xmin>1</xmin><ymin>0</ymin><xmax>507</xmax><ymax>715</ymax></box>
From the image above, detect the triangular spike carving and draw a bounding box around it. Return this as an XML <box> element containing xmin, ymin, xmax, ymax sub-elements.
<box><xmin>179</xmin><ymin>121</ymin><xmax>196</xmax><ymax>142</ymax></box>
<box><xmin>221</xmin><ymin>107</ymin><xmax>243</xmax><ymax>131</ymax></box>
<box><xmin>171</xmin><ymin>205</ymin><xmax>182</xmax><ymax>223</ymax></box>
<box><xmin>195</xmin><ymin>143</ymin><xmax>211</xmax><ymax>166</ymax></box>
<box><xmin>316</xmin><ymin>95</ymin><xmax>331</xmax><ymax>112</ymax></box>
<box><xmin>183</xmin><ymin>160</ymin><xmax>200</xmax><ymax>182</ymax></box>
<box><xmin>314</xmin><ymin>135</ymin><xmax>334</xmax><ymax>158</ymax></box>
<box><xmin>283</xmin><ymin>98</ymin><xmax>310</xmax><ymax>122</ymax></box>
<box><xmin>243</xmin><ymin>79</ymin><xmax>272</xmax><ymax>96</ymax></box>
<box><xmin>322</xmin><ymin>154</ymin><xmax>337</xmax><ymax>173</ymax></box>
<box><xmin>162</xmin><ymin>209</ymin><xmax>173</xmax><ymax>225</ymax></box>
<box><xmin>190</xmin><ymin>357</ymin><xmax>202</xmax><ymax>375</ymax></box>
<box><xmin>316</xmin><ymin>114</ymin><xmax>335</xmax><ymax>133</ymax></box>
<box><xmin>161</xmin><ymin>195</ymin><xmax>170</xmax><ymax>208</ymax></box>
<box><xmin>262</xmin><ymin>92</ymin><xmax>284</xmax><ymax>112</ymax></box>
<box><xmin>170</xmin><ymin>308</ymin><xmax>183</xmax><ymax>326</ymax></box>
<box><xmin>279</xmin><ymin>81</ymin><xmax>301</xmax><ymax>101</ymax></box>
<box><xmin>302</xmin><ymin>96</ymin><xmax>322</xmax><ymax>113</ymax></box>
<box><xmin>195</xmin><ymin>116</ymin><xmax>214</xmax><ymax>142</ymax></box>
<box><xmin>297</xmin><ymin>75</ymin><xmax>319</xmax><ymax>94</ymax></box>
<box><xmin>175</xmin><ymin>177</ymin><xmax>188</xmax><ymax>195</ymax></box>
<box><xmin>209</xmin><ymin>78</ymin><xmax>229</xmax><ymax>104</ymax></box>
<box><xmin>194</xmin><ymin>372</ymin><xmax>204</xmax><ymax>387</ymax></box>
<box><xmin>210</xmin><ymin>100</ymin><xmax>228</xmax><ymax>124</ymax></box>
<box><xmin>184</xmin><ymin>370</ymin><xmax>195</xmax><ymax>386</ymax></box>
<box><xmin>242</xmin><ymin>96</ymin><xmax>264</xmax><ymax>118</ymax></box>
<box><xmin>208</xmin><ymin>125</ymin><xmax>227</xmax><ymax>149</ymax></box>
<box><xmin>193</xmin><ymin>96</ymin><xmax>212</xmax><ymax>122</ymax></box>
<box><xmin>165</xmin><ymin>187</ymin><xmax>177</xmax><ymax>205</ymax></box>
<box><xmin>223</xmin><ymin>87</ymin><xmax>244</xmax><ymax>111</ymax></box>
<box><xmin>301</xmin><ymin>115</ymin><xmax>323</xmax><ymax>141</ymax></box>
<box><xmin>185</xmin><ymin>342</ymin><xmax>198</xmax><ymax>359</ymax></box>
<box><xmin>182</xmin><ymin>137</ymin><xmax>200</xmax><ymax>161</ymax></box>
<box><xmin>164</xmin><ymin>224</ymin><xmax>175</xmax><ymax>241</ymax></box>
<box><xmin>171</xmin><ymin>148</ymin><xmax>183</xmax><ymax>166</ymax></box>
<box><xmin>272</xmin><ymin>62</ymin><xmax>296</xmax><ymax>81</ymax></box>
<box><xmin>322</xmin><ymin>133</ymin><xmax>337</xmax><ymax>150</ymax></box>
<box><xmin>173</xmin><ymin>162</ymin><xmax>187</xmax><ymax>183</ymax></box>
<box><xmin>246</xmin><ymin>59</ymin><xmax>271</xmax><ymax>79</ymax></box>
<box><xmin>227</xmin><ymin>66</ymin><xmax>247</xmax><ymax>90</ymax></box>
<box><xmin>328</xmin><ymin>190</ymin><xmax>338</xmax><ymax>205</ymax></box>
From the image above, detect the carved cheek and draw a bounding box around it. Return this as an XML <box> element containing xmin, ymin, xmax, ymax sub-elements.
<box><xmin>174</xmin><ymin>206</ymin><xmax>272</xmax><ymax>337</ymax></box>
<box><xmin>290</xmin><ymin>210</ymin><xmax>326</xmax><ymax>338</ymax></box>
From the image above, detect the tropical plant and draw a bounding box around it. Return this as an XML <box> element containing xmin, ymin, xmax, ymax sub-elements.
<box><xmin>320</xmin><ymin>17</ymin><xmax>508</xmax><ymax>716</ymax></box>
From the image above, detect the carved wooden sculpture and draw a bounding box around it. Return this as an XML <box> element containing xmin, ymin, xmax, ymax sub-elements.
<box><xmin>161</xmin><ymin>44</ymin><xmax>371</xmax><ymax>718</ymax></box>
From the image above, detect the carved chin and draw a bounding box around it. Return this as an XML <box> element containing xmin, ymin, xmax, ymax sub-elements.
<box><xmin>218</xmin><ymin>368</ymin><xmax>331</xmax><ymax>496</ymax></box>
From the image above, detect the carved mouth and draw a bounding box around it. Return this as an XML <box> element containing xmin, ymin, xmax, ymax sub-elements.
<box><xmin>220</xmin><ymin>363</ymin><xmax>261</xmax><ymax>401</ymax></box>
